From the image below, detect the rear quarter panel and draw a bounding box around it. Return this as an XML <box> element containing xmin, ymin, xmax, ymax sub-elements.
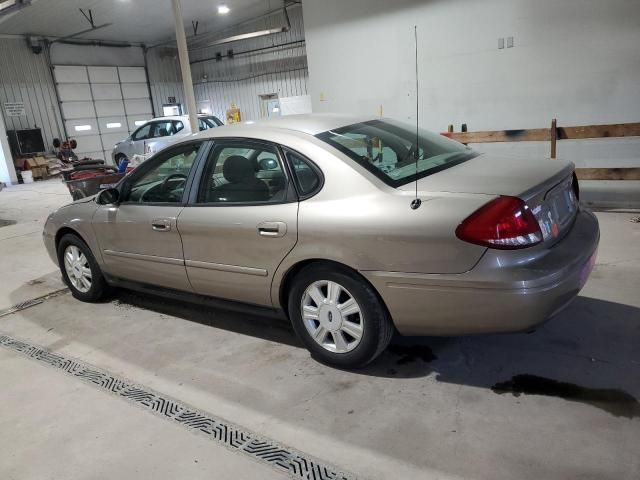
<box><xmin>270</xmin><ymin>135</ymin><xmax>491</xmax><ymax>306</ymax></box>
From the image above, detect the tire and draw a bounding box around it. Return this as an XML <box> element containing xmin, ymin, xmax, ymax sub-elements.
<box><xmin>57</xmin><ymin>233</ymin><xmax>111</xmax><ymax>302</ymax></box>
<box><xmin>288</xmin><ymin>263</ymin><xmax>394</xmax><ymax>368</ymax></box>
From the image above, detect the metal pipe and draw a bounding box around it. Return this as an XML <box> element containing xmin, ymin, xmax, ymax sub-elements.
<box><xmin>189</xmin><ymin>39</ymin><xmax>305</xmax><ymax>65</ymax></box>
<box><xmin>171</xmin><ymin>0</ymin><xmax>197</xmax><ymax>133</ymax></box>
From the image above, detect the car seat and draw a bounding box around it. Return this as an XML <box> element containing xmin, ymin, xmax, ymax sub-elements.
<box><xmin>209</xmin><ymin>156</ymin><xmax>270</xmax><ymax>202</ymax></box>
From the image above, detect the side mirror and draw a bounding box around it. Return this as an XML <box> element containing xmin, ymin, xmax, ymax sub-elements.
<box><xmin>96</xmin><ymin>188</ymin><xmax>120</xmax><ymax>205</ymax></box>
<box><xmin>258</xmin><ymin>158</ymin><xmax>278</xmax><ymax>171</ymax></box>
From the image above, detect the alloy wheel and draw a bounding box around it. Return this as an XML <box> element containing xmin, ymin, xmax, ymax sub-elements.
<box><xmin>301</xmin><ymin>280</ymin><xmax>364</xmax><ymax>354</ymax></box>
<box><xmin>63</xmin><ymin>245</ymin><xmax>92</xmax><ymax>293</ymax></box>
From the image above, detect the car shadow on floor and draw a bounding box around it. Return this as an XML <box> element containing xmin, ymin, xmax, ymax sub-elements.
<box><xmin>361</xmin><ymin>296</ymin><xmax>640</xmax><ymax>417</ymax></box>
<box><xmin>114</xmin><ymin>289</ymin><xmax>640</xmax><ymax>397</ymax></box>
<box><xmin>113</xmin><ymin>289</ymin><xmax>304</xmax><ymax>349</ymax></box>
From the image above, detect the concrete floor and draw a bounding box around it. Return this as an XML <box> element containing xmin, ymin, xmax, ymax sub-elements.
<box><xmin>1</xmin><ymin>179</ymin><xmax>639</xmax><ymax>480</ymax></box>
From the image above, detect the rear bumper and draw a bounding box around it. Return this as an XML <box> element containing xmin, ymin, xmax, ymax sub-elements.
<box><xmin>362</xmin><ymin>209</ymin><xmax>600</xmax><ymax>335</ymax></box>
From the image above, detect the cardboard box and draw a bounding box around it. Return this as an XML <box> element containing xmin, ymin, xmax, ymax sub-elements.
<box><xmin>34</xmin><ymin>156</ymin><xmax>48</xmax><ymax>166</ymax></box>
<box><xmin>31</xmin><ymin>166</ymin><xmax>49</xmax><ymax>179</ymax></box>
<box><xmin>24</xmin><ymin>157</ymin><xmax>37</xmax><ymax>169</ymax></box>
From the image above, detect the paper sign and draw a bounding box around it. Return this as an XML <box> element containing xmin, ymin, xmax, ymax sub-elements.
<box><xmin>4</xmin><ymin>102</ymin><xmax>25</xmax><ymax>117</ymax></box>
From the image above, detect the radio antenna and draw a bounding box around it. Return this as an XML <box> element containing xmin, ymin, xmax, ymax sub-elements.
<box><xmin>410</xmin><ymin>25</ymin><xmax>422</xmax><ymax>210</ymax></box>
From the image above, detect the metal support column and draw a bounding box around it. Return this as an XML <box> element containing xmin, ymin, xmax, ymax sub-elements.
<box><xmin>171</xmin><ymin>0</ymin><xmax>198</xmax><ymax>133</ymax></box>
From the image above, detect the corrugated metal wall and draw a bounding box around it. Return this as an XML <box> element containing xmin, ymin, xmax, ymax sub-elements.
<box><xmin>146</xmin><ymin>3</ymin><xmax>308</xmax><ymax>122</ymax></box>
<box><xmin>0</xmin><ymin>38</ymin><xmax>64</xmax><ymax>153</ymax></box>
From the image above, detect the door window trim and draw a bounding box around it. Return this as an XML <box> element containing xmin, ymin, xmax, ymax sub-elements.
<box><xmin>117</xmin><ymin>140</ymin><xmax>209</xmax><ymax>207</ymax></box>
<box><xmin>186</xmin><ymin>137</ymin><xmax>298</xmax><ymax>207</ymax></box>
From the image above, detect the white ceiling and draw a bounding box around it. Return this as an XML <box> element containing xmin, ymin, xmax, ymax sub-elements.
<box><xmin>0</xmin><ymin>0</ymin><xmax>286</xmax><ymax>44</ymax></box>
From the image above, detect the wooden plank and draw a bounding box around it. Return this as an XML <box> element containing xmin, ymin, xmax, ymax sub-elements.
<box><xmin>445</xmin><ymin>128</ymin><xmax>550</xmax><ymax>144</ymax></box>
<box><xmin>443</xmin><ymin>122</ymin><xmax>640</xmax><ymax>144</ymax></box>
<box><xmin>575</xmin><ymin>168</ymin><xmax>640</xmax><ymax>181</ymax></box>
<box><xmin>559</xmin><ymin>122</ymin><xmax>640</xmax><ymax>140</ymax></box>
<box><xmin>550</xmin><ymin>118</ymin><xmax>557</xmax><ymax>159</ymax></box>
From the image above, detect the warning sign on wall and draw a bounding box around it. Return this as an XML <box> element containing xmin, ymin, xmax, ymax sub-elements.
<box><xmin>4</xmin><ymin>102</ymin><xmax>25</xmax><ymax>117</ymax></box>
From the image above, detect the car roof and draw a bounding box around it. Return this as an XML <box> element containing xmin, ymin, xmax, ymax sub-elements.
<box><xmin>192</xmin><ymin>113</ymin><xmax>373</xmax><ymax>139</ymax></box>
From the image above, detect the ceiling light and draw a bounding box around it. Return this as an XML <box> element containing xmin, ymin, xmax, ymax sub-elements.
<box><xmin>134</xmin><ymin>120</ymin><xmax>148</xmax><ymax>126</ymax></box>
<box><xmin>217</xmin><ymin>4</ymin><xmax>230</xmax><ymax>14</ymax></box>
<box><xmin>106</xmin><ymin>122</ymin><xmax>121</xmax><ymax>129</ymax></box>
<box><xmin>74</xmin><ymin>125</ymin><xmax>91</xmax><ymax>131</ymax></box>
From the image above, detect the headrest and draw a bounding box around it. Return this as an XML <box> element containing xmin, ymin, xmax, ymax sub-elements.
<box><xmin>223</xmin><ymin>155</ymin><xmax>254</xmax><ymax>183</ymax></box>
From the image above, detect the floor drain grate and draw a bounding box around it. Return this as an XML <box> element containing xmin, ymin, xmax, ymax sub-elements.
<box><xmin>0</xmin><ymin>333</ymin><xmax>356</xmax><ymax>480</ymax></box>
<box><xmin>0</xmin><ymin>288</ymin><xmax>69</xmax><ymax>318</ymax></box>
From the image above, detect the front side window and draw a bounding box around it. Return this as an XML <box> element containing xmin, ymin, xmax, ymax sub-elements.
<box><xmin>197</xmin><ymin>142</ymin><xmax>287</xmax><ymax>204</ymax></box>
<box><xmin>316</xmin><ymin>119</ymin><xmax>478</xmax><ymax>187</ymax></box>
<box><xmin>122</xmin><ymin>143</ymin><xmax>201</xmax><ymax>203</ymax></box>
<box><xmin>132</xmin><ymin>124</ymin><xmax>152</xmax><ymax>141</ymax></box>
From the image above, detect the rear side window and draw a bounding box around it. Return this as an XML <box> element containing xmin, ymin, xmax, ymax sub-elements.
<box><xmin>284</xmin><ymin>149</ymin><xmax>322</xmax><ymax>198</ymax></box>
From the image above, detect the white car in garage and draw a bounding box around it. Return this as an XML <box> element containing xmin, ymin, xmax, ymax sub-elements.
<box><xmin>111</xmin><ymin>114</ymin><xmax>223</xmax><ymax>166</ymax></box>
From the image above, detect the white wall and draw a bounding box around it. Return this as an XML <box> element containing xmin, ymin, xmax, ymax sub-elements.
<box><xmin>303</xmin><ymin>0</ymin><xmax>640</xmax><ymax>167</ymax></box>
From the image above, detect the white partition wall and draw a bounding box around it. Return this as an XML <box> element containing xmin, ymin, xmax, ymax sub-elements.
<box><xmin>53</xmin><ymin>65</ymin><xmax>153</xmax><ymax>164</ymax></box>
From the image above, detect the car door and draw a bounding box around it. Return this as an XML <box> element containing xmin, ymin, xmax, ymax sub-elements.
<box><xmin>177</xmin><ymin>139</ymin><xmax>299</xmax><ymax>306</ymax></box>
<box><xmin>92</xmin><ymin>141</ymin><xmax>205</xmax><ymax>291</ymax></box>
<box><xmin>129</xmin><ymin>123</ymin><xmax>155</xmax><ymax>157</ymax></box>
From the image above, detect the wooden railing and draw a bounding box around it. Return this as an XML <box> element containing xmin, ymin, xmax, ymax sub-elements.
<box><xmin>441</xmin><ymin>120</ymin><xmax>640</xmax><ymax>180</ymax></box>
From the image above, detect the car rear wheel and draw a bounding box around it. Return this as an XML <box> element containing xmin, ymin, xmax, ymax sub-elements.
<box><xmin>57</xmin><ymin>234</ymin><xmax>111</xmax><ymax>302</ymax></box>
<box><xmin>288</xmin><ymin>264</ymin><xmax>394</xmax><ymax>368</ymax></box>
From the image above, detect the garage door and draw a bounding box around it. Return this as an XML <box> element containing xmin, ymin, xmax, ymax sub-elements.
<box><xmin>54</xmin><ymin>65</ymin><xmax>153</xmax><ymax>164</ymax></box>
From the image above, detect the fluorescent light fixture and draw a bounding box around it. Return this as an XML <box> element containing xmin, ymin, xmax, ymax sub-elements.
<box><xmin>245</xmin><ymin>121</ymin><xmax>255</xmax><ymax>125</ymax></box>
<box><xmin>74</xmin><ymin>124</ymin><xmax>91</xmax><ymax>131</ymax></box>
<box><xmin>134</xmin><ymin>120</ymin><xmax>148</xmax><ymax>126</ymax></box>
<box><xmin>217</xmin><ymin>4</ymin><xmax>230</xmax><ymax>14</ymax></box>
<box><xmin>106</xmin><ymin>122</ymin><xmax>121</xmax><ymax>129</ymax></box>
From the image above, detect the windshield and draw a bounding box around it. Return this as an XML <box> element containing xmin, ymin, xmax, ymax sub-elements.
<box><xmin>316</xmin><ymin>119</ymin><xmax>478</xmax><ymax>187</ymax></box>
<box><xmin>201</xmin><ymin>116</ymin><xmax>223</xmax><ymax>127</ymax></box>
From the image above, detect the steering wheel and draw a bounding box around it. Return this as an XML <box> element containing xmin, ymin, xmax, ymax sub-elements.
<box><xmin>156</xmin><ymin>173</ymin><xmax>187</xmax><ymax>202</ymax></box>
<box><xmin>160</xmin><ymin>173</ymin><xmax>187</xmax><ymax>193</ymax></box>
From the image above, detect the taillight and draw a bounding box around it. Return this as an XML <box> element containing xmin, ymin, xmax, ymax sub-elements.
<box><xmin>455</xmin><ymin>196</ymin><xmax>543</xmax><ymax>249</ymax></box>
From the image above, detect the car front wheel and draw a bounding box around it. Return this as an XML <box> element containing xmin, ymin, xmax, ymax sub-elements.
<box><xmin>57</xmin><ymin>234</ymin><xmax>111</xmax><ymax>302</ymax></box>
<box><xmin>288</xmin><ymin>264</ymin><xmax>394</xmax><ymax>368</ymax></box>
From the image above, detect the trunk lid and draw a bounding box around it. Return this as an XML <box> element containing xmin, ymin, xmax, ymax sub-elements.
<box><xmin>401</xmin><ymin>153</ymin><xmax>579</xmax><ymax>245</ymax></box>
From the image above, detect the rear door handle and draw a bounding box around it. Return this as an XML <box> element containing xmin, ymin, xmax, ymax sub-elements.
<box><xmin>258</xmin><ymin>221</ymin><xmax>287</xmax><ymax>238</ymax></box>
<box><xmin>151</xmin><ymin>218</ymin><xmax>172</xmax><ymax>232</ymax></box>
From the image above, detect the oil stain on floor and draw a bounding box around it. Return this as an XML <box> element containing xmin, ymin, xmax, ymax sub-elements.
<box><xmin>492</xmin><ymin>374</ymin><xmax>640</xmax><ymax>418</ymax></box>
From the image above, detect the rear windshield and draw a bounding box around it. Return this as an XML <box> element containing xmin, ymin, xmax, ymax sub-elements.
<box><xmin>316</xmin><ymin>119</ymin><xmax>478</xmax><ymax>187</ymax></box>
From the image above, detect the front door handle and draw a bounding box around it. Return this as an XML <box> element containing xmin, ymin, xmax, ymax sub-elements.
<box><xmin>258</xmin><ymin>221</ymin><xmax>287</xmax><ymax>238</ymax></box>
<box><xmin>151</xmin><ymin>218</ymin><xmax>172</xmax><ymax>232</ymax></box>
